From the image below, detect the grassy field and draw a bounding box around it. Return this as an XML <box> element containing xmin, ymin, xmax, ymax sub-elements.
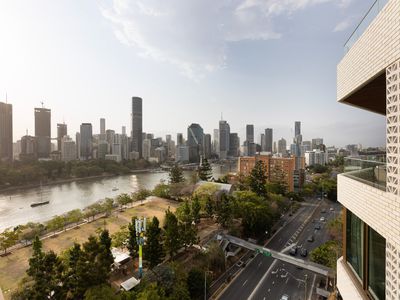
<box><xmin>0</xmin><ymin>197</ymin><xmax>179</xmax><ymax>299</ymax></box>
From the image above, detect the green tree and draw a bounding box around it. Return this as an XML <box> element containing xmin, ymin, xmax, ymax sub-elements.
<box><xmin>187</xmin><ymin>268</ymin><xmax>207</xmax><ymax>300</ymax></box>
<box><xmin>0</xmin><ymin>228</ymin><xmax>20</xmax><ymax>254</ymax></box>
<box><xmin>310</xmin><ymin>240</ymin><xmax>340</xmax><ymax>269</ymax></box>
<box><xmin>163</xmin><ymin>209</ymin><xmax>181</xmax><ymax>257</ymax></box>
<box><xmin>127</xmin><ymin>217</ymin><xmax>138</xmax><ymax>258</ymax></box>
<box><xmin>102</xmin><ymin>198</ymin><xmax>114</xmax><ymax>217</ymax></box>
<box><xmin>144</xmin><ymin>217</ymin><xmax>164</xmax><ymax>269</ymax></box>
<box><xmin>84</xmin><ymin>284</ymin><xmax>119</xmax><ymax>300</ymax></box>
<box><xmin>207</xmin><ymin>242</ymin><xmax>225</xmax><ymax>274</ymax></box>
<box><xmin>152</xmin><ymin>183</ymin><xmax>170</xmax><ymax>199</ymax></box>
<box><xmin>66</xmin><ymin>209</ymin><xmax>83</xmax><ymax>225</ymax></box>
<box><xmin>192</xmin><ymin>196</ymin><xmax>201</xmax><ymax>223</ymax></box>
<box><xmin>249</xmin><ymin>160</ymin><xmax>267</xmax><ymax>197</ymax></box>
<box><xmin>205</xmin><ymin>196</ymin><xmax>213</xmax><ymax>218</ymax></box>
<box><xmin>198</xmin><ymin>158</ymin><xmax>213</xmax><ymax>181</ymax></box>
<box><xmin>98</xmin><ymin>230</ymin><xmax>114</xmax><ymax>279</ymax></box>
<box><xmin>47</xmin><ymin>215</ymin><xmax>65</xmax><ymax>235</ymax></box>
<box><xmin>169</xmin><ymin>164</ymin><xmax>185</xmax><ymax>184</ymax></box>
<box><xmin>117</xmin><ymin>193</ymin><xmax>132</xmax><ymax>208</ymax></box>
<box><xmin>111</xmin><ymin>225</ymin><xmax>129</xmax><ymax>248</ymax></box>
<box><xmin>215</xmin><ymin>193</ymin><xmax>233</xmax><ymax>228</ymax></box>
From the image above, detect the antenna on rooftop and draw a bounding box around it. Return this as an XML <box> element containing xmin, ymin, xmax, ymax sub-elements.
<box><xmin>40</xmin><ymin>101</ymin><xmax>44</xmax><ymax>108</ymax></box>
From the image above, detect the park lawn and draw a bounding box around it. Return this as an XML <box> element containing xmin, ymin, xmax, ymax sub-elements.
<box><xmin>0</xmin><ymin>197</ymin><xmax>179</xmax><ymax>299</ymax></box>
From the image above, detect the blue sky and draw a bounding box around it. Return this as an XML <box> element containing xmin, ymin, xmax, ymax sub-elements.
<box><xmin>0</xmin><ymin>0</ymin><xmax>385</xmax><ymax>147</ymax></box>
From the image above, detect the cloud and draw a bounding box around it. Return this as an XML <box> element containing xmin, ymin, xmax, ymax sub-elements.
<box><xmin>333</xmin><ymin>17</ymin><xmax>355</xmax><ymax>32</ymax></box>
<box><xmin>100</xmin><ymin>0</ymin><xmax>349</xmax><ymax>80</ymax></box>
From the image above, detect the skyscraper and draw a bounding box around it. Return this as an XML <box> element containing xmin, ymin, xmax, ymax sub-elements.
<box><xmin>246</xmin><ymin>124</ymin><xmax>254</xmax><ymax>143</ymax></box>
<box><xmin>213</xmin><ymin>129</ymin><xmax>219</xmax><ymax>156</ymax></box>
<box><xmin>229</xmin><ymin>133</ymin><xmax>240</xmax><ymax>157</ymax></box>
<box><xmin>100</xmin><ymin>118</ymin><xmax>106</xmax><ymax>135</ymax></box>
<box><xmin>294</xmin><ymin>121</ymin><xmax>301</xmax><ymax>137</ymax></box>
<box><xmin>57</xmin><ymin>123</ymin><xmax>67</xmax><ymax>151</ymax></box>
<box><xmin>35</xmin><ymin>107</ymin><xmax>51</xmax><ymax>158</ymax></box>
<box><xmin>203</xmin><ymin>134</ymin><xmax>212</xmax><ymax>159</ymax></box>
<box><xmin>187</xmin><ymin>123</ymin><xmax>204</xmax><ymax>163</ymax></box>
<box><xmin>219</xmin><ymin>120</ymin><xmax>230</xmax><ymax>159</ymax></box>
<box><xmin>278</xmin><ymin>138</ymin><xmax>287</xmax><ymax>155</ymax></box>
<box><xmin>265</xmin><ymin>128</ymin><xmax>273</xmax><ymax>152</ymax></box>
<box><xmin>80</xmin><ymin>123</ymin><xmax>93</xmax><ymax>160</ymax></box>
<box><xmin>0</xmin><ymin>102</ymin><xmax>12</xmax><ymax>161</ymax></box>
<box><xmin>260</xmin><ymin>133</ymin><xmax>265</xmax><ymax>151</ymax></box>
<box><xmin>131</xmin><ymin>97</ymin><xmax>143</xmax><ymax>158</ymax></box>
<box><xmin>177</xmin><ymin>133</ymin><xmax>183</xmax><ymax>146</ymax></box>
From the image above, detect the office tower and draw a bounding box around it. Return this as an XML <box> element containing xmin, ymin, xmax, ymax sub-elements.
<box><xmin>246</xmin><ymin>124</ymin><xmax>254</xmax><ymax>143</ymax></box>
<box><xmin>203</xmin><ymin>134</ymin><xmax>212</xmax><ymax>159</ymax></box>
<box><xmin>100</xmin><ymin>118</ymin><xmax>106</xmax><ymax>135</ymax></box>
<box><xmin>176</xmin><ymin>145</ymin><xmax>189</xmax><ymax>163</ymax></box>
<box><xmin>273</xmin><ymin>141</ymin><xmax>277</xmax><ymax>153</ymax></box>
<box><xmin>260</xmin><ymin>133</ymin><xmax>265</xmax><ymax>151</ymax></box>
<box><xmin>336</xmin><ymin>2</ymin><xmax>396</xmax><ymax>298</ymax></box>
<box><xmin>13</xmin><ymin>141</ymin><xmax>21</xmax><ymax>160</ymax></box>
<box><xmin>142</xmin><ymin>138</ymin><xmax>151</xmax><ymax>160</ymax></box>
<box><xmin>213</xmin><ymin>129</ymin><xmax>219</xmax><ymax>156</ymax></box>
<box><xmin>61</xmin><ymin>136</ymin><xmax>76</xmax><ymax>162</ymax></box>
<box><xmin>278</xmin><ymin>138</ymin><xmax>287</xmax><ymax>155</ymax></box>
<box><xmin>57</xmin><ymin>123</ymin><xmax>67</xmax><ymax>151</ymax></box>
<box><xmin>311</xmin><ymin>138</ymin><xmax>324</xmax><ymax>150</ymax></box>
<box><xmin>265</xmin><ymin>128</ymin><xmax>273</xmax><ymax>152</ymax></box>
<box><xmin>0</xmin><ymin>102</ymin><xmax>12</xmax><ymax>161</ymax></box>
<box><xmin>80</xmin><ymin>123</ymin><xmax>93</xmax><ymax>160</ymax></box>
<box><xmin>131</xmin><ymin>97</ymin><xmax>143</xmax><ymax>158</ymax></box>
<box><xmin>187</xmin><ymin>123</ymin><xmax>204</xmax><ymax>163</ymax></box>
<box><xmin>122</xmin><ymin>126</ymin><xmax>126</xmax><ymax>136</ymax></box>
<box><xmin>106</xmin><ymin>129</ymin><xmax>115</xmax><ymax>154</ymax></box>
<box><xmin>75</xmin><ymin>132</ymin><xmax>81</xmax><ymax>159</ymax></box>
<box><xmin>229</xmin><ymin>133</ymin><xmax>240</xmax><ymax>157</ymax></box>
<box><xmin>294</xmin><ymin>121</ymin><xmax>301</xmax><ymax>137</ymax></box>
<box><xmin>20</xmin><ymin>135</ymin><xmax>37</xmax><ymax>160</ymax></box>
<box><xmin>98</xmin><ymin>141</ymin><xmax>108</xmax><ymax>160</ymax></box>
<box><xmin>219</xmin><ymin>120</ymin><xmax>230</xmax><ymax>159</ymax></box>
<box><xmin>177</xmin><ymin>133</ymin><xmax>183</xmax><ymax>146</ymax></box>
<box><xmin>35</xmin><ymin>107</ymin><xmax>51</xmax><ymax>158</ymax></box>
<box><xmin>302</xmin><ymin>141</ymin><xmax>312</xmax><ymax>152</ymax></box>
<box><xmin>121</xmin><ymin>133</ymin><xmax>129</xmax><ymax>160</ymax></box>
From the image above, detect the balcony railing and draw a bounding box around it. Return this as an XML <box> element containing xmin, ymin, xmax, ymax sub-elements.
<box><xmin>344</xmin><ymin>0</ymin><xmax>389</xmax><ymax>53</ymax></box>
<box><xmin>343</xmin><ymin>157</ymin><xmax>386</xmax><ymax>191</ymax></box>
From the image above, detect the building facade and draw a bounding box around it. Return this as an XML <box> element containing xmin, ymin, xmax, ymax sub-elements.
<box><xmin>35</xmin><ymin>107</ymin><xmax>51</xmax><ymax>158</ymax></box>
<box><xmin>219</xmin><ymin>121</ymin><xmax>230</xmax><ymax>160</ymax></box>
<box><xmin>80</xmin><ymin>123</ymin><xmax>93</xmax><ymax>160</ymax></box>
<box><xmin>187</xmin><ymin>123</ymin><xmax>203</xmax><ymax>163</ymax></box>
<box><xmin>131</xmin><ymin>97</ymin><xmax>143</xmax><ymax>158</ymax></box>
<box><xmin>265</xmin><ymin>128</ymin><xmax>273</xmax><ymax>153</ymax></box>
<box><xmin>238</xmin><ymin>154</ymin><xmax>295</xmax><ymax>192</ymax></box>
<box><xmin>0</xmin><ymin>102</ymin><xmax>12</xmax><ymax>161</ymax></box>
<box><xmin>229</xmin><ymin>133</ymin><xmax>240</xmax><ymax>157</ymax></box>
<box><xmin>336</xmin><ymin>1</ymin><xmax>400</xmax><ymax>299</ymax></box>
<box><xmin>246</xmin><ymin>124</ymin><xmax>254</xmax><ymax>143</ymax></box>
<box><xmin>57</xmin><ymin>123</ymin><xmax>67</xmax><ymax>151</ymax></box>
<box><xmin>61</xmin><ymin>136</ymin><xmax>76</xmax><ymax>162</ymax></box>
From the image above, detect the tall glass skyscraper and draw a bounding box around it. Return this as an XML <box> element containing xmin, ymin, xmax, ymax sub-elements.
<box><xmin>35</xmin><ymin>107</ymin><xmax>51</xmax><ymax>158</ymax></box>
<box><xmin>0</xmin><ymin>102</ymin><xmax>12</xmax><ymax>161</ymax></box>
<box><xmin>131</xmin><ymin>97</ymin><xmax>143</xmax><ymax>158</ymax></box>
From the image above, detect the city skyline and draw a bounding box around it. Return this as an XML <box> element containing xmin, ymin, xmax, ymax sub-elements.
<box><xmin>0</xmin><ymin>1</ymin><xmax>385</xmax><ymax>147</ymax></box>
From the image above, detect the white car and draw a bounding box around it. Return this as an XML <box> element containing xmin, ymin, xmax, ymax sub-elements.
<box><xmin>320</xmin><ymin>217</ymin><xmax>326</xmax><ymax>222</ymax></box>
<box><xmin>280</xmin><ymin>295</ymin><xmax>289</xmax><ymax>300</ymax></box>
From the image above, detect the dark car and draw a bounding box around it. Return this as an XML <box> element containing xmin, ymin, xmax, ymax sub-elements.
<box><xmin>300</xmin><ymin>248</ymin><xmax>308</xmax><ymax>257</ymax></box>
<box><xmin>321</xmin><ymin>209</ymin><xmax>326</xmax><ymax>213</ymax></box>
<box><xmin>314</xmin><ymin>224</ymin><xmax>321</xmax><ymax>230</ymax></box>
<box><xmin>289</xmin><ymin>247</ymin><xmax>297</xmax><ymax>256</ymax></box>
<box><xmin>307</xmin><ymin>235</ymin><xmax>314</xmax><ymax>242</ymax></box>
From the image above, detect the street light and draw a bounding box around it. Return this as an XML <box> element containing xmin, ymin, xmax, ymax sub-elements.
<box><xmin>280</xmin><ymin>268</ymin><xmax>308</xmax><ymax>300</ymax></box>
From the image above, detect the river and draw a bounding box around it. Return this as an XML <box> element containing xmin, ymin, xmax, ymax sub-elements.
<box><xmin>0</xmin><ymin>164</ymin><xmax>236</xmax><ymax>231</ymax></box>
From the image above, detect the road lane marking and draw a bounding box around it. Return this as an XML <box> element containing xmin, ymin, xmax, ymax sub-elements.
<box><xmin>242</xmin><ymin>279</ymin><xmax>248</xmax><ymax>287</ymax></box>
<box><xmin>307</xmin><ymin>274</ymin><xmax>317</xmax><ymax>300</ymax></box>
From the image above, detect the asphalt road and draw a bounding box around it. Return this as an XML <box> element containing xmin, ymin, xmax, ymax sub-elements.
<box><xmin>251</xmin><ymin>200</ymin><xmax>342</xmax><ymax>300</ymax></box>
<box><xmin>218</xmin><ymin>197</ymin><xmax>322</xmax><ymax>300</ymax></box>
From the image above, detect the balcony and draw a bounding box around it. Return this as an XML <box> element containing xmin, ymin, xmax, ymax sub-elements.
<box><xmin>344</xmin><ymin>0</ymin><xmax>389</xmax><ymax>53</ymax></box>
<box><xmin>343</xmin><ymin>157</ymin><xmax>386</xmax><ymax>191</ymax></box>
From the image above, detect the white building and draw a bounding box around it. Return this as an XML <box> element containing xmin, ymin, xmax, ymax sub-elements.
<box><xmin>105</xmin><ymin>154</ymin><xmax>120</xmax><ymax>162</ymax></box>
<box><xmin>336</xmin><ymin>1</ymin><xmax>400</xmax><ymax>299</ymax></box>
<box><xmin>61</xmin><ymin>136</ymin><xmax>76</xmax><ymax>162</ymax></box>
<box><xmin>305</xmin><ymin>150</ymin><xmax>327</xmax><ymax>167</ymax></box>
<box><xmin>175</xmin><ymin>145</ymin><xmax>189</xmax><ymax>163</ymax></box>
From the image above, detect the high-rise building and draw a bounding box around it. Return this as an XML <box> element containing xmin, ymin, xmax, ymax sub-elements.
<box><xmin>35</xmin><ymin>107</ymin><xmax>51</xmax><ymax>158</ymax></box>
<box><xmin>219</xmin><ymin>121</ymin><xmax>230</xmax><ymax>159</ymax></box>
<box><xmin>57</xmin><ymin>123</ymin><xmax>67</xmax><ymax>151</ymax></box>
<box><xmin>187</xmin><ymin>123</ymin><xmax>204</xmax><ymax>163</ymax></box>
<box><xmin>177</xmin><ymin>133</ymin><xmax>183</xmax><ymax>146</ymax></box>
<box><xmin>75</xmin><ymin>132</ymin><xmax>81</xmax><ymax>159</ymax></box>
<box><xmin>106</xmin><ymin>129</ymin><xmax>115</xmax><ymax>154</ymax></box>
<box><xmin>265</xmin><ymin>128</ymin><xmax>273</xmax><ymax>152</ymax></box>
<box><xmin>0</xmin><ymin>102</ymin><xmax>12</xmax><ymax>161</ymax></box>
<box><xmin>80</xmin><ymin>123</ymin><xmax>93</xmax><ymax>160</ymax></box>
<box><xmin>20</xmin><ymin>135</ymin><xmax>37</xmax><ymax>160</ymax></box>
<box><xmin>213</xmin><ymin>129</ymin><xmax>219</xmax><ymax>156</ymax></box>
<box><xmin>278</xmin><ymin>138</ymin><xmax>287</xmax><ymax>155</ymax></box>
<box><xmin>311</xmin><ymin>138</ymin><xmax>324</xmax><ymax>150</ymax></box>
<box><xmin>229</xmin><ymin>133</ymin><xmax>240</xmax><ymax>157</ymax></box>
<box><xmin>335</xmin><ymin>2</ymin><xmax>398</xmax><ymax>298</ymax></box>
<box><xmin>100</xmin><ymin>118</ymin><xmax>106</xmax><ymax>134</ymax></box>
<box><xmin>61</xmin><ymin>136</ymin><xmax>76</xmax><ymax>162</ymax></box>
<box><xmin>260</xmin><ymin>133</ymin><xmax>265</xmax><ymax>151</ymax></box>
<box><xmin>294</xmin><ymin>121</ymin><xmax>301</xmax><ymax>137</ymax></box>
<box><xmin>131</xmin><ymin>97</ymin><xmax>143</xmax><ymax>158</ymax></box>
<box><xmin>246</xmin><ymin>124</ymin><xmax>254</xmax><ymax>143</ymax></box>
<box><xmin>203</xmin><ymin>134</ymin><xmax>212</xmax><ymax>159</ymax></box>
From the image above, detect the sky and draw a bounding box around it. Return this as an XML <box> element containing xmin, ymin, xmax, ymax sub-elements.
<box><xmin>0</xmin><ymin>0</ymin><xmax>386</xmax><ymax>148</ymax></box>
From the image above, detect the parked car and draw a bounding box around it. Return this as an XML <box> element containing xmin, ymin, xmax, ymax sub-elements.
<box><xmin>330</xmin><ymin>207</ymin><xmax>334</xmax><ymax>212</ymax></box>
<box><xmin>321</xmin><ymin>209</ymin><xmax>326</xmax><ymax>213</ymax></box>
<box><xmin>320</xmin><ymin>217</ymin><xmax>326</xmax><ymax>222</ymax></box>
<box><xmin>300</xmin><ymin>248</ymin><xmax>308</xmax><ymax>257</ymax></box>
<box><xmin>314</xmin><ymin>224</ymin><xmax>321</xmax><ymax>230</ymax></box>
<box><xmin>307</xmin><ymin>235</ymin><xmax>314</xmax><ymax>242</ymax></box>
<box><xmin>289</xmin><ymin>247</ymin><xmax>297</xmax><ymax>256</ymax></box>
<box><xmin>280</xmin><ymin>294</ymin><xmax>289</xmax><ymax>300</ymax></box>
<box><xmin>236</xmin><ymin>261</ymin><xmax>243</xmax><ymax>267</ymax></box>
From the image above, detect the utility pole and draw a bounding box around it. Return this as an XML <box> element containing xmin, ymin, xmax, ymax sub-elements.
<box><xmin>135</xmin><ymin>217</ymin><xmax>147</xmax><ymax>278</ymax></box>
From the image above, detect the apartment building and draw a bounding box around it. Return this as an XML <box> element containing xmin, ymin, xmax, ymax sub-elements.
<box><xmin>336</xmin><ymin>1</ymin><xmax>400</xmax><ymax>299</ymax></box>
<box><xmin>238</xmin><ymin>154</ymin><xmax>295</xmax><ymax>192</ymax></box>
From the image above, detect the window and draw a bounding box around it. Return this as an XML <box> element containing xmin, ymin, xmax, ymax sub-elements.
<box><xmin>368</xmin><ymin>227</ymin><xmax>385</xmax><ymax>300</ymax></box>
<box><xmin>346</xmin><ymin>210</ymin><xmax>363</xmax><ymax>280</ymax></box>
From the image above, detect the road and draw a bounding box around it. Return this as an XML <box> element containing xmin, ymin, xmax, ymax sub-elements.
<box><xmin>218</xmin><ymin>197</ymin><xmax>340</xmax><ymax>300</ymax></box>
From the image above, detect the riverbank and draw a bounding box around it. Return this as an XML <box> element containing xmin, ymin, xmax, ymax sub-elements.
<box><xmin>0</xmin><ymin>196</ymin><xmax>179</xmax><ymax>299</ymax></box>
<box><xmin>0</xmin><ymin>168</ymin><xmax>163</xmax><ymax>194</ymax></box>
